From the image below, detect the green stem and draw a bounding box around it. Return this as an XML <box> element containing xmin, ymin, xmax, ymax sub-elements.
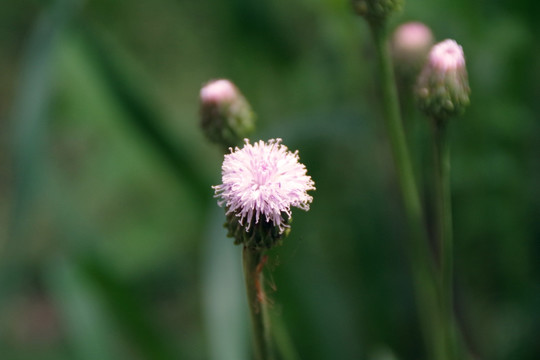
<box><xmin>432</xmin><ymin>120</ymin><xmax>455</xmax><ymax>359</ymax></box>
<box><xmin>370</xmin><ymin>23</ymin><xmax>424</xmax><ymax>247</ymax></box>
<box><xmin>369</xmin><ymin>22</ymin><xmax>445</xmax><ymax>360</ymax></box>
<box><xmin>242</xmin><ymin>246</ymin><xmax>273</xmax><ymax>360</ymax></box>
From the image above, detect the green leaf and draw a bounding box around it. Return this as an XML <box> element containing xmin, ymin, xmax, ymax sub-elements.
<box><xmin>73</xmin><ymin>25</ymin><xmax>209</xmax><ymax>202</ymax></box>
<box><xmin>78</xmin><ymin>255</ymin><xmax>179</xmax><ymax>360</ymax></box>
<box><xmin>201</xmin><ymin>207</ymin><xmax>248</xmax><ymax>360</ymax></box>
<box><xmin>46</xmin><ymin>256</ymin><xmax>117</xmax><ymax>360</ymax></box>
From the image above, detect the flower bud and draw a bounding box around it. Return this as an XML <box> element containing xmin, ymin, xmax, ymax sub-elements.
<box><xmin>351</xmin><ymin>0</ymin><xmax>403</xmax><ymax>24</ymax></box>
<box><xmin>392</xmin><ymin>22</ymin><xmax>434</xmax><ymax>79</ymax></box>
<box><xmin>415</xmin><ymin>39</ymin><xmax>470</xmax><ymax>122</ymax></box>
<box><xmin>199</xmin><ymin>79</ymin><xmax>255</xmax><ymax>148</ymax></box>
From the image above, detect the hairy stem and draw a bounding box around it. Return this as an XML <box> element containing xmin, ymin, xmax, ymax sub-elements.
<box><xmin>242</xmin><ymin>246</ymin><xmax>273</xmax><ymax>360</ymax></box>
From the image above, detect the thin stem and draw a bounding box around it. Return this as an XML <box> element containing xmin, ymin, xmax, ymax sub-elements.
<box><xmin>369</xmin><ymin>22</ymin><xmax>446</xmax><ymax>360</ymax></box>
<box><xmin>432</xmin><ymin>121</ymin><xmax>455</xmax><ymax>359</ymax></box>
<box><xmin>371</xmin><ymin>24</ymin><xmax>422</xmax><ymax>224</ymax></box>
<box><xmin>242</xmin><ymin>246</ymin><xmax>273</xmax><ymax>360</ymax></box>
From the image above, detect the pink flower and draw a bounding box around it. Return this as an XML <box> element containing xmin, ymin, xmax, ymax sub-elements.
<box><xmin>200</xmin><ymin>79</ymin><xmax>238</xmax><ymax>104</ymax></box>
<box><xmin>415</xmin><ymin>39</ymin><xmax>470</xmax><ymax>120</ymax></box>
<box><xmin>428</xmin><ymin>39</ymin><xmax>466</xmax><ymax>72</ymax></box>
<box><xmin>392</xmin><ymin>22</ymin><xmax>434</xmax><ymax>58</ymax></box>
<box><xmin>391</xmin><ymin>22</ymin><xmax>434</xmax><ymax>77</ymax></box>
<box><xmin>213</xmin><ymin>139</ymin><xmax>315</xmax><ymax>233</ymax></box>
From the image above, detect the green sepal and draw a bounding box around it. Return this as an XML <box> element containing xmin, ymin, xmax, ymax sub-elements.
<box><xmin>351</xmin><ymin>0</ymin><xmax>403</xmax><ymax>25</ymax></box>
<box><xmin>416</xmin><ymin>67</ymin><xmax>470</xmax><ymax>123</ymax></box>
<box><xmin>224</xmin><ymin>211</ymin><xmax>291</xmax><ymax>251</ymax></box>
<box><xmin>200</xmin><ymin>95</ymin><xmax>255</xmax><ymax>149</ymax></box>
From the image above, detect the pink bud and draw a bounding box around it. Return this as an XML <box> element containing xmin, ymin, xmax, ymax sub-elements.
<box><xmin>415</xmin><ymin>39</ymin><xmax>470</xmax><ymax>121</ymax></box>
<box><xmin>393</xmin><ymin>22</ymin><xmax>434</xmax><ymax>57</ymax></box>
<box><xmin>427</xmin><ymin>39</ymin><xmax>466</xmax><ymax>72</ymax></box>
<box><xmin>392</xmin><ymin>22</ymin><xmax>434</xmax><ymax>77</ymax></box>
<box><xmin>199</xmin><ymin>79</ymin><xmax>255</xmax><ymax>148</ymax></box>
<box><xmin>200</xmin><ymin>79</ymin><xmax>238</xmax><ymax>104</ymax></box>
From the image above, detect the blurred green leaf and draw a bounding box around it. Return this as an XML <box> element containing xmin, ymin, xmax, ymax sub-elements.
<box><xmin>3</xmin><ymin>0</ymin><xmax>83</xmax><ymax>301</ymax></box>
<box><xmin>269</xmin><ymin>310</ymin><xmax>301</xmax><ymax>360</ymax></box>
<box><xmin>201</xmin><ymin>207</ymin><xmax>248</xmax><ymax>360</ymax></box>
<box><xmin>8</xmin><ymin>0</ymin><xmax>79</xmax><ymax>249</ymax></box>
<box><xmin>46</xmin><ymin>256</ymin><xmax>116</xmax><ymax>360</ymax></box>
<box><xmin>78</xmin><ymin>254</ymin><xmax>179</xmax><ymax>360</ymax></box>
<box><xmin>73</xmin><ymin>24</ymin><xmax>209</xmax><ymax>203</ymax></box>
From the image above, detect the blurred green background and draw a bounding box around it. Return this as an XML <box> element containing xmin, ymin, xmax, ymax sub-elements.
<box><xmin>1</xmin><ymin>0</ymin><xmax>539</xmax><ymax>359</ymax></box>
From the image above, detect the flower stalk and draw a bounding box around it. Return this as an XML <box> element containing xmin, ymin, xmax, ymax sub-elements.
<box><xmin>366</xmin><ymin>19</ymin><xmax>447</xmax><ymax>360</ymax></box>
<box><xmin>431</xmin><ymin>120</ymin><xmax>455</xmax><ymax>359</ymax></box>
<box><xmin>242</xmin><ymin>247</ymin><xmax>273</xmax><ymax>360</ymax></box>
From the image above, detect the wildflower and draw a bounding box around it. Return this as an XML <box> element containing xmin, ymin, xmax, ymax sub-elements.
<box><xmin>213</xmin><ymin>139</ymin><xmax>315</xmax><ymax>249</ymax></box>
<box><xmin>199</xmin><ymin>79</ymin><xmax>255</xmax><ymax>148</ymax></box>
<box><xmin>415</xmin><ymin>39</ymin><xmax>470</xmax><ymax>121</ymax></box>
<box><xmin>392</xmin><ymin>22</ymin><xmax>434</xmax><ymax>78</ymax></box>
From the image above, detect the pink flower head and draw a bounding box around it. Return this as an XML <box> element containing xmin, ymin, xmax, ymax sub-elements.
<box><xmin>200</xmin><ymin>79</ymin><xmax>238</xmax><ymax>104</ymax></box>
<box><xmin>415</xmin><ymin>39</ymin><xmax>470</xmax><ymax>120</ymax></box>
<box><xmin>428</xmin><ymin>39</ymin><xmax>466</xmax><ymax>72</ymax></box>
<box><xmin>213</xmin><ymin>139</ymin><xmax>315</xmax><ymax>233</ymax></box>
<box><xmin>393</xmin><ymin>22</ymin><xmax>434</xmax><ymax>55</ymax></box>
<box><xmin>391</xmin><ymin>22</ymin><xmax>434</xmax><ymax>77</ymax></box>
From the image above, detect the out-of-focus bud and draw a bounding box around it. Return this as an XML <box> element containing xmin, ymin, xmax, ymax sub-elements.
<box><xmin>199</xmin><ymin>79</ymin><xmax>255</xmax><ymax>148</ymax></box>
<box><xmin>415</xmin><ymin>39</ymin><xmax>470</xmax><ymax>122</ymax></box>
<box><xmin>351</xmin><ymin>0</ymin><xmax>403</xmax><ymax>25</ymax></box>
<box><xmin>392</xmin><ymin>22</ymin><xmax>434</xmax><ymax>79</ymax></box>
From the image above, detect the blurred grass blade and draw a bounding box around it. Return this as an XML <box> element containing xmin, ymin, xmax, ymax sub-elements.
<box><xmin>201</xmin><ymin>207</ymin><xmax>248</xmax><ymax>360</ymax></box>
<box><xmin>9</xmin><ymin>0</ymin><xmax>82</xmax><ymax>246</ymax></box>
<box><xmin>79</xmin><ymin>254</ymin><xmax>179</xmax><ymax>360</ymax></box>
<box><xmin>46</xmin><ymin>256</ymin><xmax>116</xmax><ymax>360</ymax></box>
<box><xmin>75</xmin><ymin>24</ymin><xmax>208</xmax><ymax>202</ymax></box>
<box><xmin>45</xmin><ymin>173</ymin><xmax>180</xmax><ymax>359</ymax></box>
<box><xmin>3</xmin><ymin>0</ymin><xmax>83</xmax><ymax>297</ymax></box>
<box><xmin>270</xmin><ymin>311</ymin><xmax>301</xmax><ymax>360</ymax></box>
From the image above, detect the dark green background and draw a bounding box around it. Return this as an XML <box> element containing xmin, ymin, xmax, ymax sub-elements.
<box><xmin>1</xmin><ymin>0</ymin><xmax>538</xmax><ymax>359</ymax></box>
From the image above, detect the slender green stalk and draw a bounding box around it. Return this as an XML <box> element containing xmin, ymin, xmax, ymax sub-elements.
<box><xmin>270</xmin><ymin>311</ymin><xmax>301</xmax><ymax>360</ymax></box>
<box><xmin>371</xmin><ymin>24</ymin><xmax>421</xmax><ymax>223</ymax></box>
<box><xmin>432</xmin><ymin>121</ymin><xmax>455</xmax><ymax>359</ymax></box>
<box><xmin>368</xmin><ymin>22</ymin><xmax>446</xmax><ymax>360</ymax></box>
<box><xmin>242</xmin><ymin>246</ymin><xmax>273</xmax><ymax>360</ymax></box>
